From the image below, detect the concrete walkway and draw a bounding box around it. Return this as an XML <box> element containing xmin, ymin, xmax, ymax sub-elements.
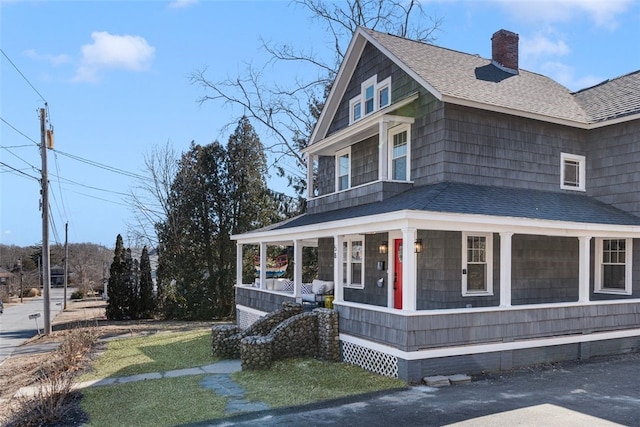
<box><xmin>14</xmin><ymin>359</ymin><xmax>270</xmax><ymax>415</ymax></box>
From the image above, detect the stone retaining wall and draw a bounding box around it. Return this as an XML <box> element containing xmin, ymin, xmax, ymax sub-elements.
<box><xmin>213</xmin><ymin>303</ymin><xmax>340</xmax><ymax>371</ymax></box>
<box><xmin>211</xmin><ymin>301</ymin><xmax>302</xmax><ymax>359</ymax></box>
<box><xmin>240</xmin><ymin>308</ymin><xmax>340</xmax><ymax>370</ymax></box>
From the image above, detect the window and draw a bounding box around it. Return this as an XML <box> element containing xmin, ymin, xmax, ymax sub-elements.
<box><xmin>364</xmin><ymin>83</ymin><xmax>375</xmax><ymax>114</ymax></box>
<box><xmin>350</xmin><ymin>98</ymin><xmax>362</xmax><ymax>122</ymax></box>
<box><xmin>561</xmin><ymin>153</ymin><xmax>585</xmax><ymax>191</ymax></box>
<box><xmin>462</xmin><ymin>233</ymin><xmax>493</xmax><ymax>296</ymax></box>
<box><xmin>390</xmin><ymin>124</ymin><xmax>410</xmax><ymax>181</ymax></box>
<box><xmin>343</xmin><ymin>236</ymin><xmax>364</xmax><ymax>288</ymax></box>
<box><xmin>595</xmin><ymin>238</ymin><xmax>632</xmax><ymax>295</ymax></box>
<box><xmin>349</xmin><ymin>75</ymin><xmax>392</xmax><ymax>124</ymax></box>
<box><xmin>336</xmin><ymin>148</ymin><xmax>351</xmax><ymax>191</ymax></box>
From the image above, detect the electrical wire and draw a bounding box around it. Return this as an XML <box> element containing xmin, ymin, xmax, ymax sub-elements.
<box><xmin>51</xmin><ymin>148</ymin><xmax>147</xmax><ymax>180</ymax></box>
<box><xmin>0</xmin><ymin>160</ymin><xmax>39</xmax><ymax>181</ymax></box>
<box><xmin>0</xmin><ymin>48</ymin><xmax>47</xmax><ymax>103</ymax></box>
<box><xmin>0</xmin><ymin>117</ymin><xmax>40</xmax><ymax>146</ymax></box>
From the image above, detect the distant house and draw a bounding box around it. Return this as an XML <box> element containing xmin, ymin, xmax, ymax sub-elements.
<box><xmin>232</xmin><ymin>28</ymin><xmax>640</xmax><ymax>381</ymax></box>
<box><xmin>0</xmin><ymin>267</ymin><xmax>15</xmax><ymax>286</ymax></box>
<box><xmin>50</xmin><ymin>264</ymin><xmax>64</xmax><ymax>287</ymax></box>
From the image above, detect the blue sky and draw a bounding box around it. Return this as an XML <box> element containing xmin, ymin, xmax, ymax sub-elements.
<box><xmin>1</xmin><ymin>0</ymin><xmax>638</xmax><ymax>249</ymax></box>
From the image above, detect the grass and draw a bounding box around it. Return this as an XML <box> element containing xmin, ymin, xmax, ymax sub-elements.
<box><xmin>234</xmin><ymin>358</ymin><xmax>405</xmax><ymax>408</ymax></box>
<box><xmin>79</xmin><ymin>328</ymin><xmax>212</xmax><ymax>381</ymax></box>
<box><xmin>81</xmin><ymin>375</ymin><xmax>227</xmax><ymax>427</ymax></box>
<box><xmin>79</xmin><ymin>329</ymin><xmax>405</xmax><ymax>426</ymax></box>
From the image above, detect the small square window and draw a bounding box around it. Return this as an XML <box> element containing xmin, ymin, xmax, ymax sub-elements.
<box><xmin>561</xmin><ymin>153</ymin><xmax>585</xmax><ymax>191</ymax></box>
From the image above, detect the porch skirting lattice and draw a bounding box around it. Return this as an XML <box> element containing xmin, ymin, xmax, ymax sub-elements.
<box><xmin>342</xmin><ymin>340</ymin><xmax>398</xmax><ymax>378</ymax></box>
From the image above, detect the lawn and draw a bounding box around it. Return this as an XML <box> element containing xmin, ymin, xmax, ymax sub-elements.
<box><xmin>80</xmin><ymin>329</ymin><xmax>405</xmax><ymax>426</ymax></box>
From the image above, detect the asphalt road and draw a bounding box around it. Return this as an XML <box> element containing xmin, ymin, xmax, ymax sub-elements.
<box><xmin>0</xmin><ymin>287</ymin><xmax>67</xmax><ymax>364</ymax></box>
<box><xmin>195</xmin><ymin>352</ymin><xmax>640</xmax><ymax>426</ymax></box>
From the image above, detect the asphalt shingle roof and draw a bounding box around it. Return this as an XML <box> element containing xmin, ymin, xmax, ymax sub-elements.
<box><xmin>573</xmin><ymin>70</ymin><xmax>640</xmax><ymax>122</ymax></box>
<box><xmin>362</xmin><ymin>29</ymin><xmax>640</xmax><ymax>125</ymax></box>
<box><xmin>269</xmin><ymin>182</ymin><xmax>640</xmax><ymax>231</ymax></box>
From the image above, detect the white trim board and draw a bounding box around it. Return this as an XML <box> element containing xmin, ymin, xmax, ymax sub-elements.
<box><xmin>340</xmin><ymin>328</ymin><xmax>640</xmax><ymax>361</ymax></box>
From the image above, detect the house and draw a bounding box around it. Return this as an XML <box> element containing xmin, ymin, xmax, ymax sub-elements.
<box><xmin>51</xmin><ymin>264</ymin><xmax>64</xmax><ymax>287</ymax></box>
<box><xmin>231</xmin><ymin>28</ymin><xmax>640</xmax><ymax>382</ymax></box>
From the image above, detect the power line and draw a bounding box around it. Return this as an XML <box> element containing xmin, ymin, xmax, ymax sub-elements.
<box><xmin>0</xmin><ymin>48</ymin><xmax>47</xmax><ymax>103</ymax></box>
<box><xmin>52</xmin><ymin>148</ymin><xmax>147</xmax><ymax>180</ymax></box>
<box><xmin>0</xmin><ymin>160</ymin><xmax>39</xmax><ymax>181</ymax></box>
<box><xmin>0</xmin><ymin>116</ymin><xmax>40</xmax><ymax>146</ymax></box>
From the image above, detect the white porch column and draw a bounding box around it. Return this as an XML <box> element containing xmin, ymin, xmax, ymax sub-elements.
<box><xmin>334</xmin><ymin>235</ymin><xmax>344</xmax><ymax>303</ymax></box>
<box><xmin>578</xmin><ymin>236</ymin><xmax>592</xmax><ymax>303</ymax></box>
<box><xmin>293</xmin><ymin>240</ymin><xmax>303</xmax><ymax>299</ymax></box>
<box><xmin>402</xmin><ymin>227</ymin><xmax>417</xmax><ymax>312</ymax></box>
<box><xmin>306</xmin><ymin>153</ymin><xmax>315</xmax><ymax>199</ymax></box>
<box><xmin>378</xmin><ymin>121</ymin><xmax>389</xmax><ymax>181</ymax></box>
<box><xmin>236</xmin><ymin>243</ymin><xmax>243</xmax><ymax>286</ymax></box>
<box><xmin>259</xmin><ymin>242</ymin><xmax>267</xmax><ymax>289</ymax></box>
<box><xmin>499</xmin><ymin>232</ymin><xmax>513</xmax><ymax>308</ymax></box>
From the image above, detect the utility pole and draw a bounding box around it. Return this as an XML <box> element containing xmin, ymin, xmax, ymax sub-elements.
<box><xmin>40</xmin><ymin>105</ymin><xmax>52</xmax><ymax>335</ymax></box>
<box><xmin>64</xmin><ymin>222</ymin><xmax>69</xmax><ymax>310</ymax></box>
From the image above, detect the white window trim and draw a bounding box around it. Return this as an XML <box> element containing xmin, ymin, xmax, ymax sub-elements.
<box><xmin>349</xmin><ymin>98</ymin><xmax>362</xmax><ymax>124</ymax></box>
<box><xmin>560</xmin><ymin>152</ymin><xmax>586</xmax><ymax>191</ymax></box>
<box><xmin>388</xmin><ymin>123</ymin><xmax>411</xmax><ymax>182</ymax></box>
<box><xmin>462</xmin><ymin>232</ymin><xmax>494</xmax><ymax>296</ymax></box>
<box><xmin>377</xmin><ymin>76</ymin><xmax>391</xmax><ymax>109</ymax></box>
<box><xmin>594</xmin><ymin>238</ymin><xmax>632</xmax><ymax>295</ymax></box>
<box><xmin>343</xmin><ymin>235</ymin><xmax>365</xmax><ymax>289</ymax></box>
<box><xmin>348</xmin><ymin>74</ymin><xmax>392</xmax><ymax>124</ymax></box>
<box><xmin>335</xmin><ymin>147</ymin><xmax>351</xmax><ymax>192</ymax></box>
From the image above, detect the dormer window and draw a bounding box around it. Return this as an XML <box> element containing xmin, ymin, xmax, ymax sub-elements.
<box><xmin>349</xmin><ymin>75</ymin><xmax>392</xmax><ymax>124</ymax></box>
<box><xmin>561</xmin><ymin>153</ymin><xmax>585</xmax><ymax>191</ymax></box>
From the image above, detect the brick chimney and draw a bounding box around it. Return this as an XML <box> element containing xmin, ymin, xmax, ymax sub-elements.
<box><xmin>491</xmin><ymin>29</ymin><xmax>519</xmax><ymax>74</ymax></box>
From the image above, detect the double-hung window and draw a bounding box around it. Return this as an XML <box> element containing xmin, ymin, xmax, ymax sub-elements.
<box><xmin>349</xmin><ymin>75</ymin><xmax>392</xmax><ymax>124</ymax></box>
<box><xmin>561</xmin><ymin>153</ymin><xmax>585</xmax><ymax>191</ymax></box>
<box><xmin>462</xmin><ymin>233</ymin><xmax>493</xmax><ymax>296</ymax></box>
<box><xmin>336</xmin><ymin>148</ymin><xmax>351</xmax><ymax>191</ymax></box>
<box><xmin>390</xmin><ymin>124</ymin><xmax>410</xmax><ymax>181</ymax></box>
<box><xmin>343</xmin><ymin>236</ymin><xmax>364</xmax><ymax>289</ymax></box>
<box><xmin>595</xmin><ymin>238</ymin><xmax>632</xmax><ymax>295</ymax></box>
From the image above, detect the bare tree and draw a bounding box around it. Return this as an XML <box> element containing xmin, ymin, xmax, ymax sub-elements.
<box><xmin>127</xmin><ymin>141</ymin><xmax>179</xmax><ymax>248</ymax></box>
<box><xmin>190</xmin><ymin>0</ymin><xmax>442</xmax><ymax>195</ymax></box>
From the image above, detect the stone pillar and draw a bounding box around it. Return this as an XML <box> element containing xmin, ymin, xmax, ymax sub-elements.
<box><xmin>211</xmin><ymin>324</ymin><xmax>240</xmax><ymax>358</ymax></box>
<box><xmin>240</xmin><ymin>336</ymin><xmax>273</xmax><ymax>370</ymax></box>
<box><xmin>316</xmin><ymin>308</ymin><xmax>340</xmax><ymax>362</ymax></box>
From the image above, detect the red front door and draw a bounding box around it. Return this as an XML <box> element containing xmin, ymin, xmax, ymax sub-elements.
<box><xmin>394</xmin><ymin>239</ymin><xmax>403</xmax><ymax>309</ymax></box>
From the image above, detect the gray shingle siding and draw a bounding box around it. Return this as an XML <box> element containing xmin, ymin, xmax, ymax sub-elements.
<box><xmin>588</xmin><ymin>120</ymin><xmax>640</xmax><ymax>216</ymax></box>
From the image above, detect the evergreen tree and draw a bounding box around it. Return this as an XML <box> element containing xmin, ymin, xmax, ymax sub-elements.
<box><xmin>156</xmin><ymin>117</ymin><xmax>276</xmax><ymax>320</ymax></box>
<box><xmin>138</xmin><ymin>246</ymin><xmax>155</xmax><ymax>318</ymax></box>
<box><xmin>106</xmin><ymin>234</ymin><xmax>126</xmax><ymax>320</ymax></box>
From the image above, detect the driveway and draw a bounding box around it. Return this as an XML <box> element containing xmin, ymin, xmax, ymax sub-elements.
<box><xmin>0</xmin><ymin>287</ymin><xmax>67</xmax><ymax>364</ymax></box>
<box><xmin>195</xmin><ymin>352</ymin><xmax>640</xmax><ymax>426</ymax></box>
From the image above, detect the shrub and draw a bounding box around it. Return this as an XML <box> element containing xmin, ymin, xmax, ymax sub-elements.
<box><xmin>70</xmin><ymin>290</ymin><xmax>84</xmax><ymax>300</ymax></box>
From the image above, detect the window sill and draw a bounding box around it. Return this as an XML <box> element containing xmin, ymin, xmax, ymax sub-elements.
<box><xmin>462</xmin><ymin>291</ymin><xmax>494</xmax><ymax>297</ymax></box>
<box><xmin>594</xmin><ymin>288</ymin><xmax>632</xmax><ymax>296</ymax></box>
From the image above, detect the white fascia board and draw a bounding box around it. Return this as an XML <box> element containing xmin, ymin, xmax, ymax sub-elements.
<box><xmin>587</xmin><ymin>112</ymin><xmax>640</xmax><ymax>129</ymax></box>
<box><xmin>303</xmin><ymin>94</ymin><xmax>419</xmax><ymax>157</ymax></box>
<box><xmin>232</xmin><ymin>208</ymin><xmax>640</xmax><ymax>244</ymax></box>
<box><xmin>309</xmin><ymin>30</ymin><xmax>367</xmax><ymax>145</ymax></box>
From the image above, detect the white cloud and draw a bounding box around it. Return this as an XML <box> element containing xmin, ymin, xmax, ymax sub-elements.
<box><xmin>74</xmin><ymin>32</ymin><xmax>155</xmax><ymax>83</ymax></box>
<box><xmin>521</xmin><ymin>33</ymin><xmax>570</xmax><ymax>60</ymax></box>
<box><xmin>24</xmin><ymin>49</ymin><xmax>71</xmax><ymax>66</ymax></box>
<box><xmin>540</xmin><ymin>61</ymin><xmax>604</xmax><ymax>91</ymax></box>
<box><xmin>498</xmin><ymin>0</ymin><xmax>633</xmax><ymax>29</ymax></box>
<box><xmin>168</xmin><ymin>0</ymin><xmax>198</xmax><ymax>9</ymax></box>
